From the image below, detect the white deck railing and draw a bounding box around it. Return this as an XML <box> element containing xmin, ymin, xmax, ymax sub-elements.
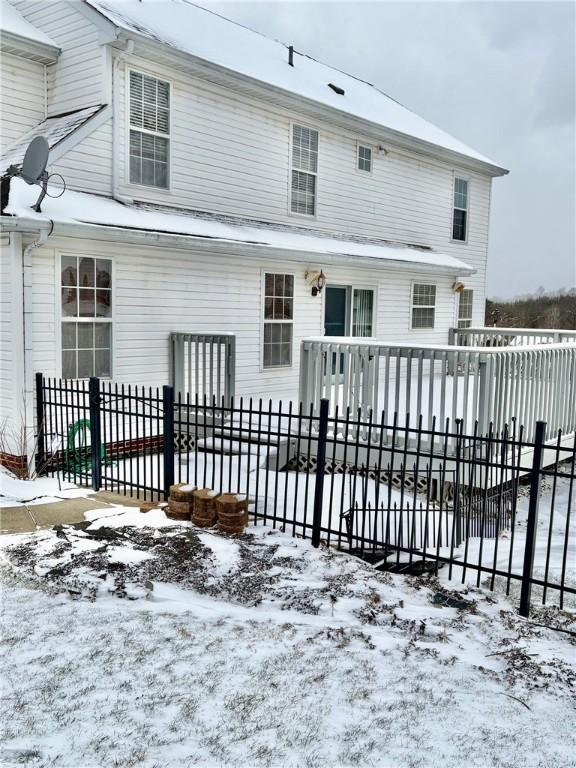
<box><xmin>169</xmin><ymin>332</ymin><xmax>236</xmax><ymax>406</ymax></box>
<box><xmin>450</xmin><ymin>326</ymin><xmax>576</xmax><ymax>348</ymax></box>
<box><xmin>298</xmin><ymin>336</ymin><xmax>576</xmax><ymax>442</ymax></box>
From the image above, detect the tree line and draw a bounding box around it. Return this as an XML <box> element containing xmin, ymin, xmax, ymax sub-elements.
<box><xmin>485</xmin><ymin>288</ymin><xmax>576</xmax><ymax>329</ymax></box>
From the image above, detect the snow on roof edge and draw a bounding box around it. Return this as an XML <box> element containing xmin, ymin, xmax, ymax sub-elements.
<box><xmin>85</xmin><ymin>0</ymin><xmax>506</xmax><ymax>173</ymax></box>
<box><xmin>4</xmin><ymin>178</ymin><xmax>474</xmax><ymax>274</ymax></box>
<box><xmin>0</xmin><ymin>0</ymin><xmax>59</xmax><ymax>48</ymax></box>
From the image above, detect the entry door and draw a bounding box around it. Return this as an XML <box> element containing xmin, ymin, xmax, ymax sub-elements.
<box><xmin>324</xmin><ymin>286</ymin><xmax>349</xmax><ymax>337</ymax></box>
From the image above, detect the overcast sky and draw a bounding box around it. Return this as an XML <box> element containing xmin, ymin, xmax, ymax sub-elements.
<box><xmin>209</xmin><ymin>0</ymin><xmax>575</xmax><ymax>299</ymax></box>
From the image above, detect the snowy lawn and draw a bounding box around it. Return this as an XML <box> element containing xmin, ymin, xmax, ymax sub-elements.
<box><xmin>1</xmin><ymin>505</ymin><xmax>575</xmax><ymax>768</ymax></box>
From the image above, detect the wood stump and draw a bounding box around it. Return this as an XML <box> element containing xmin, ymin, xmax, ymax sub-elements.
<box><xmin>167</xmin><ymin>483</ymin><xmax>195</xmax><ymax>520</ymax></box>
<box><xmin>192</xmin><ymin>488</ymin><xmax>219</xmax><ymax>527</ymax></box>
<box><xmin>216</xmin><ymin>493</ymin><xmax>248</xmax><ymax>534</ymax></box>
<box><xmin>139</xmin><ymin>501</ymin><xmax>157</xmax><ymax>513</ymax></box>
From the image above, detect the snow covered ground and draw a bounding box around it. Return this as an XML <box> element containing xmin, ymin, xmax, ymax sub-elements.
<box><xmin>0</xmin><ymin>504</ymin><xmax>575</xmax><ymax>768</ymax></box>
<box><xmin>0</xmin><ymin>467</ymin><xmax>92</xmax><ymax>508</ymax></box>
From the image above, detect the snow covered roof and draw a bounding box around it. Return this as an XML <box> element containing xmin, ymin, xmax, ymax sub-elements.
<box><xmin>0</xmin><ymin>0</ymin><xmax>59</xmax><ymax>52</ymax></box>
<box><xmin>85</xmin><ymin>0</ymin><xmax>506</xmax><ymax>173</ymax></box>
<box><xmin>4</xmin><ymin>177</ymin><xmax>474</xmax><ymax>275</ymax></box>
<box><xmin>0</xmin><ymin>105</ymin><xmax>105</xmax><ymax>176</ymax></box>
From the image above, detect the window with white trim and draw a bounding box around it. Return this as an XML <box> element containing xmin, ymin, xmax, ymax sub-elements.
<box><xmin>129</xmin><ymin>70</ymin><xmax>170</xmax><ymax>188</ymax></box>
<box><xmin>263</xmin><ymin>273</ymin><xmax>293</xmax><ymax>368</ymax></box>
<box><xmin>452</xmin><ymin>177</ymin><xmax>468</xmax><ymax>241</ymax></box>
<box><xmin>290</xmin><ymin>124</ymin><xmax>318</xmax><ymax>216</ymax></box>
<box><xmin>61</xmin><ymin>256</ymin><xmax>112</xmax><ymax>378</ymax></box>
<box><xmin>411</xmin><ymin>283</ymin><xmax>436</xmax><ymax>329</ymax></box>
<box><xmin>457</xmin><ymin>288</ymin><xmax>473</xmax><ymax>328</ymax></box>
<box><xmin>357</xmin><ymin>144</ymin><xmax>372</xmax><ymax>173</ymax></box>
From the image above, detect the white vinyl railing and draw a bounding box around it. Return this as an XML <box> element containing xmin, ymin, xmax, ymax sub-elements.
<box><xmin>299</xmin><ymin>337</ymin><xmax>576</xmax><ymax>443</ymax></box>
<box><xmin>450</xmin><ymin>327</ymin><xmax>576</xmax><ymax>348</ymax></box>
<box><xmin>169</xmin><ymin>333</ymin><xmax>236</xmax><ymax>406</ymax></box>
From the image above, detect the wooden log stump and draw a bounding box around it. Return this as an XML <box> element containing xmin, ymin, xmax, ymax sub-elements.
<box><xmin>192</xmin><ymin>488</ymin><xmax>219</xmax><ymax>527</ymax></box>
<box><xmin>167</xmin><ymin>484</ymin><xmax>196</xmax><ymax>520</ymax></box>
<box><xmin>139</xmin><ymin>501</ymin><xmax>157</xmax><ymax>513</ymax></box>
<box><xmin>169</xmin><ymin>483</ymin><xmax>196</xmax><ymax>502</ymax></box>
<box><xmin>216</xmin><ymin>493</ymin><xmax>248</xmax><ymax>534</ymax></box>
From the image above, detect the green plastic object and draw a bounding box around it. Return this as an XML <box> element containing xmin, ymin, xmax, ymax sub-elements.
<box><xmin>64</xmin><ymin>418</ymin><xmax>104</xmax><ymax>478</ymax></box>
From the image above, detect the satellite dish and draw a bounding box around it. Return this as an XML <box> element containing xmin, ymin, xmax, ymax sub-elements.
<box><xmin>21</xmin><ymin>136</ymin><xmax>49</xmax><ymax>185</ymax></box>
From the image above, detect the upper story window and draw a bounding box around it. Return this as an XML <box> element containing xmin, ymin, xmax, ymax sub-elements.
<box><xmin>458</xmin><ymin>288</ymin><xmax>473</xmax><ymax>328</ymax></box>
<box><xmin>61</xmin><ymin>256</ymin><xmax>112</xmax><ymax>378</ymax></box>
<box><xmin>452</xmin><ymin>177</ymin><xmax>468</xmax><ymax>241</ymax></box>
<box><xmin>263</xmin><ymin>273</ymin><xmax>294</xmax><ymax>368</ymax></box>
<box><xmin>129</xmin><ymin>71</ymin><xmax>170</xmax><ymax>189</ymax></box>
<box><xmin>290</xmin><ymin>124</ymin><xmax>318</xmax><ymax>216</ymax></box>
<box><xmin>411</xmin><ymin>283</ymin><xmax>436</xmax><ymax>329</ymax></box>
<box><xmin>357</xmin><ymin>144</ymin><xmax>372</xmax><ymax>173</ymax></box>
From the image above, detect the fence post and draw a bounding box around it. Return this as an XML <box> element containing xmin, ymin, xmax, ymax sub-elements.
<box><xmin>311</xmin><ymin>398</ymin><xmax>329</xmax><ymax>548</ymax></box>
<box><xmin>519</xmin><ymin>420</ymin><xmax>546</xmax><ymax>618</ymax></box>
<box><xmin>34</xmin><ymin>372</ymin><xmax>45</xmax><ymax>476</ymax></box>
<box><xmin>163</xmin><ymin>385</ymin><xmax>175</xmax><ymax>500</ymax></box>
<box><xmin>88</xmin><ymin>377</ymin><xmax>102</xmax><ymax>492</ymax></box>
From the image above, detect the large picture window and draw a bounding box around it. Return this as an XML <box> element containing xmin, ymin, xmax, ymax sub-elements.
<box><xmin>452</xmin><ymin>177</ymin><xmax>468</xmax><ymax>241</ymax></box>
<box><xmin>263</xmin><ymin>273</ymin><xmax>293</xmax><ymax>368</ymax></box>
<box><xmin>411</xmin><ymin>283</ymin><xmax>436</xmax><ymax>329</ymax></box>
<box><xmin>61</xmin><ymin>256</ymin><xmax>112</xmax><ymax>378</ymax></box>
<box><xmin>290</xmin><ymin>124</ymin><xmax>318</xmax><ymax>216</ymax></box>
<box><xmin>129</xmin><ymin>70</ymin><xmax>170</xmax><ymax>188</ymax></box>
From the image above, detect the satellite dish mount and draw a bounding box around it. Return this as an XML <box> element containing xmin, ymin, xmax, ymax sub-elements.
<box><xmin>6</xmin><ymin>136</ymin><xmax>59</xmax><ymax>213</ymax></box>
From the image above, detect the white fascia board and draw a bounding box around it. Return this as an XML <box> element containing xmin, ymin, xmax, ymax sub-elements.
<box><xmin>0</xmin><ymin>30</ymin><xmax>60</xmax><ymax>64</ymax></box>
<box><xmin>119</xmin><ymin>33</ymin><xmax>508</xmax><ymax>179</ymax></box>
<box><xmin>0</xmin><ymin>216</ymin><xmax>475</xmax><ymax>276</ymax></box>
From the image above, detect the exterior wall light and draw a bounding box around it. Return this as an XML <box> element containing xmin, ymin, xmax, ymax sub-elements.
<box><xmin>305</xmin><ymin>269</ymin><xmax>326</xmax><ymax>297</ymax></box>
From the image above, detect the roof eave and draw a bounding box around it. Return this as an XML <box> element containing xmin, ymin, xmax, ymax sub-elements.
<box><xmin>0</xmin><ymin>30</ymin><xmax>60</xmax><ymax>64</ymax></box>
<box><xmin>0</xmin><ymin>215</ymin><xmax>475</xmax><ymax>276</ymax></box>
<box><xmin>111</xmin><ymin>29</ymin><xmax>508</xmax><ymax>178</ymax></box>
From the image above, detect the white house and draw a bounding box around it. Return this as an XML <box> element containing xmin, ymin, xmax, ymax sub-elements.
<box><xmin>0</xmin><ymin>0</ymin><xmax>509</xmax><ymax>470</ymax></box>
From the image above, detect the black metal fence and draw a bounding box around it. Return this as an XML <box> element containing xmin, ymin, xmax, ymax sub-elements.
<box><xmin>36</xmin><ymin>374</ymin><xmax>575</xmax><ymax>617</ymax></box>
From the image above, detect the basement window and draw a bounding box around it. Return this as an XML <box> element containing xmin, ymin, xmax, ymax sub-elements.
<box><xmin>61</xmin><ymin>255</ymin><xmax>112</xmax><ymax>378</ymax></box>
<box><xmin>458</xmin><ymin>289</ymin><xmax>473</xmax><ymax>328</ymax></box>
<box><xmin>411</xmin><ymin>283</ymin><xmax>436</xmax><ymax>329</ymax></box>
<box><xmin>129</xmin><ymin>70</ymin><xmax>170</xmax><ymax>189</ymax></box>
<box><xmin>263</xmin><ymin>273</ymin><xmax>294</xmax><ymax>368</ymax></box>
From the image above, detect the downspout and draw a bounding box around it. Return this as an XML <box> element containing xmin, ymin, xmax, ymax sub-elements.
<box><xmin>22</xmin><ymin>223</ymin><xmax>53</xmax><ymax>462</ymax></box>
<box><xmin>112</xmin><ymin>39</ymin><xmax>134</xmax><ymax>202</ymax></box>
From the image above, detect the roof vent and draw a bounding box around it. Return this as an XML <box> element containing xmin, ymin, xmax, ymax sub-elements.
<box><xmin>288</xmin><ymin>45</ymin><xmax>294</xmax><ymax>67</ymax></box>
<box><xmin>328</xmin><ymin>83</ymin><xmax>345</xmax><ymax>95</ymax></box>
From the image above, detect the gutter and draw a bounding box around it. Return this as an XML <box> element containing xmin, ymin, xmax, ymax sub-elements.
<box><xmin>0</xmin><ymin>215</ymin><xmax>475</xmax><ymax>276</ymax></box>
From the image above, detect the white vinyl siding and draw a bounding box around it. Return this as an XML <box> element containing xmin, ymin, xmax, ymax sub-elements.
<box><xmin>411</xmin><ymin>283</ymin><xmax>436</xmax><ymax>329</ymax></box>
<box><xmin>129</xmin><ymin>71</ymin><xmax>170</xmax><ymax>188</ymax></box>
<box><xmin>457</xmin><ymin>289</ymin><xmax>473</xmax><ymax>328</ymax></box>
<box><xmin>263</xmin><ymin>273</ymin><xmax>294</xmax><ymax>368</ymax></box>
<box><xmin>357</xmin><ymin>144</ymin><xmax>372</xmax><ymax>173</ymax></box>
<box><xmin>452</xmin><ymin>177</ymin><xmax>469</xmax><ymax>241</ymax></box>
<box><xmin>290</xmin><ymin>124</ymin><xmax>318</xmax><ymax>216</ymax></box>
<box><xmin>112</xmin><ymin>63</ymin><xmax>490</xmax><ymax>318</ymax></box>
<box><xmin>0</xmin><ymin>53</ymin><xmax>46</xmax><ymax>146</ymax></box>
<box><xmin>10</xmin><ymin>0</ymin><xmax>106</xmax><ymax>116</ymax></box>
<box><xmin>60</xmin><ymin>255</ymin><xmax>112</xmax><ymax>378</ymax></box>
